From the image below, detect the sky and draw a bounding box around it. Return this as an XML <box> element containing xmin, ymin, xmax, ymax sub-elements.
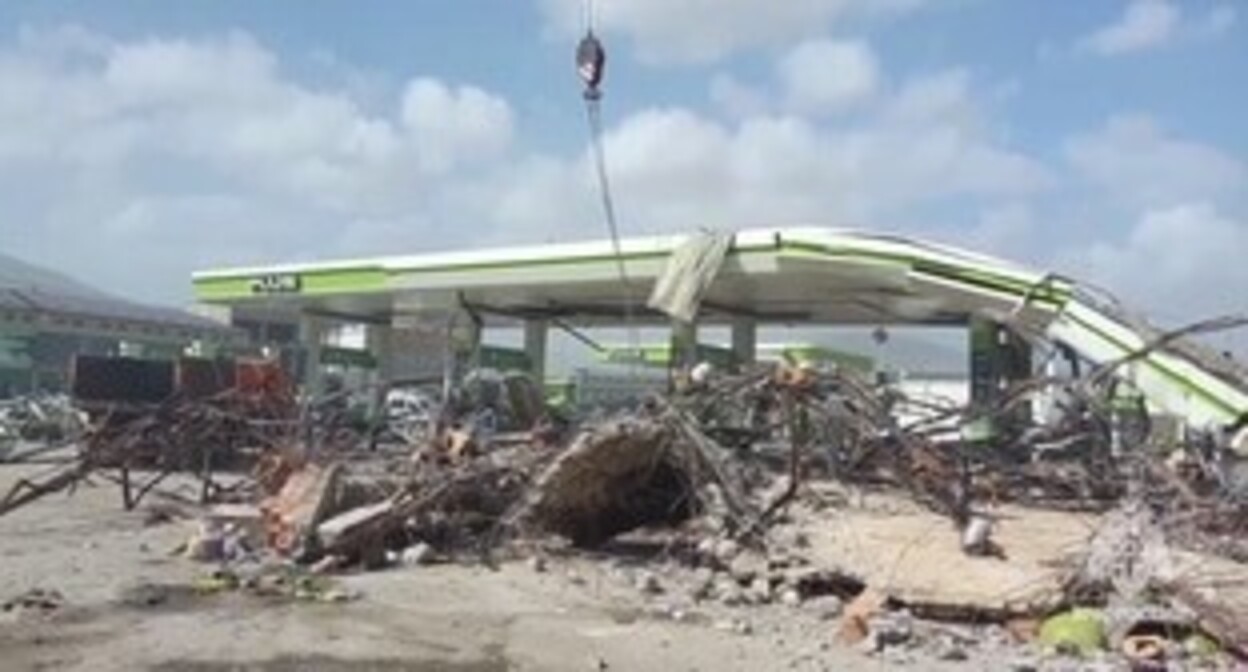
<box><xmin>0</xmin><ymin>0</ymin><xmax>1244</xmax><ymax>344</ymax></box>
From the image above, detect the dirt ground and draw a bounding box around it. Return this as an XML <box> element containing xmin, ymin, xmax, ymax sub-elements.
<box><xmin>0</xmin><ymin>460</ymin><xmax>1041</xmax><ymax>672</ymax></box>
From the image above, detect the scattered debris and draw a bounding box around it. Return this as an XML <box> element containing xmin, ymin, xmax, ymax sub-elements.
<box><xmin>0</xmin><ymin>394</ymin><xmax>85</xmax><ymax>452</ymax></box>
<box><xmin>635</xmin><ymin>571</ymin><xmax>663</xmax><ymax>595</ymax></box>
<box><xmin>960</xmin><ymin>514</ymin><xmax>997</xmax><ymax>557</ymax></box>
<box><xmin>1038</xmin><ymin>608</ymin><xmax>1107</xmax><ymax>656</ymax></box>
<box><xmin>3</xmin><ymin>588</ymin><xmax>64</xmax><ymax>615</ymax></box>
<box><xmin>779</xmin><ymin>587</ymin><xmax>802</xmax><ymax>607</ymax></box>
<box><xmin>839</xmin><ymin>589</ymin><xmax>888</xmax><ymax>645</ymax></box>
<box><xmin>188</xmin><ymin>565</ymin><xmax>360</xmax><ymax>604</ymax></box>
<box><xmin>2</xmin><ymin>319</ymin><xmax>1247</xmax><ymax>670</ymax></box>
<box><xmin>400</xmin><ymin>542</ymin><xmax>434</xmax><ymax>567</ymax></box>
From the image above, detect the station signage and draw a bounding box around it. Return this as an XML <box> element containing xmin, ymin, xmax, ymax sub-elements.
<box><xmin>250</xmin><ymin>273</ymin><xmax>302</xmax><ymax>295</ymax></box>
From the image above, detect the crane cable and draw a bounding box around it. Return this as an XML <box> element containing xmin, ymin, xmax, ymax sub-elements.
<box><xmin>583</xmin><ymin>91</ymin><xmax>627</xmax><ymax>296</ymax></box>
<box><xmin>577</xmin><ymin>1</ymin><xmax>642</xmax><ymax>373</ymax></box>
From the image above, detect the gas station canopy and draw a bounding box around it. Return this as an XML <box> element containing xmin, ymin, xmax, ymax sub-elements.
<box><xmin>192</xmin><ymin>227</ymin><xmax>1248</xmax><ymax>439</ymax></box>
<box><xmin>192</xmin><ymin>227</ymin><xmax>1069</xmax><ymax>328</ymax></box>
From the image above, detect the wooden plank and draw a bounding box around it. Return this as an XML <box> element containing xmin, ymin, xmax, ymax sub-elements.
<box><xmin>261</xmin><ymin>462</ymin><xmax>342</xmax><ymax>554</ymax></box>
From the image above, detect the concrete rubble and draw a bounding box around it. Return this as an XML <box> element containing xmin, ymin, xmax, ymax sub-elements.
<box><xmin>1</xmin><ymin>338</ymin><xmax>1248</xmax><ymax>670</ymax></box>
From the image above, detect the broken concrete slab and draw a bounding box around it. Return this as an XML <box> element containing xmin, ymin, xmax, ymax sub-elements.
<box><xmin>1167</xmin><ymin>550</ymin><xmax>1248</xmax><ymax>656</ymax></box>
<box><xmin>799</xmin><ymin>497</ymin><xmax>1099</xmax><ymax>617</ymax></box>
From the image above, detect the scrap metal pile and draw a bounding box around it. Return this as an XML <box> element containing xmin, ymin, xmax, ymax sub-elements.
<box><xmin>0</xmin><ymin>355</ymin><xmax>298</xmax><ymax>515</ymax></box>
<box><xmin>0</xmin><ymin>394</ymin><xmax>85</xmax><ymax>459</ymax></box>
<box><xmin>205</xmin><ymin>357</ymin><xmax>1248</xmax><ymax>666</ymax></box>
<box><xmin>3</xmin><ymin>345</ymin><xmax>1248</xmax><ymax>668</ymax></box>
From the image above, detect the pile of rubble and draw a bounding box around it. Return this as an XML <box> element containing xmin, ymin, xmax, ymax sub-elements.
<box><xmin>173</xmin><ymin>361</ymin><xmax>1248</xmax><ymax>666</ymax></box>
<box><xmin>0</xmin><ymin>394</ymin><xmax>85</xmax><ymax>459</ymax></box>
<box><xmin>3</xmin><ymin>350</ymin><xmax>1248</xmax><ymax>669</ymax></box>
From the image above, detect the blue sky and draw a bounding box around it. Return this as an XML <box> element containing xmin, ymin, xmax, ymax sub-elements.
<box><xmin>0</xmin><ymin>0</ymin><xmax>1244</xmax><ymax>335</ymax></box>
<box><xmin>7</xmin><ymin>0</ymin><xmax>1240</xmax><ymax>154</ymax></box>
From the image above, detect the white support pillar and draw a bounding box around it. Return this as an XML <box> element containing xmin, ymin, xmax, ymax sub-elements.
<box><xmin>366</xmin><ymin>323</ymin><xmax>395</xmax><ymax>380</ymax></box>
<box><xmin>446</xmin><ymin>310</ymin><xmax>482</xmax><ymax>390</ymax></box>
<box><xmin>365</xmin><ymin>321</ymin><xmax>395</xmax><ymax>417</ymax></box>
<box><xmin>671</xmin><ymin>319</ymin><xmax>699</xmax><ymax>372</ymax></box>
<box><xmin>464</xmin><ymin>316</ymin><xmax>483</xmax><ymax>370</ymax></box>
<box><xmin>731</xmin><ymin>317</ymin><xmax>757</xmax><ymax>369</ymax></box>
<box><xmin>299</xmin><ymin>313</ymin><xmax>327</xmax><ymax>397</ymax></box>
<box><xmin>523</xmin><ymin>318</ymin><xmax>549</xmax><ymax>381</ymax></box>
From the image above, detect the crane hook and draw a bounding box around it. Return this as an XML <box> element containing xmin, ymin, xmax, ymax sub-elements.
<box><xmin>576</xmin><ymin>30</ymin><xmax>606</xmax><ymax>100</ymax></box>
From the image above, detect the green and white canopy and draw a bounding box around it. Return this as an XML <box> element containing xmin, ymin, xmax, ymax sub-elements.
<box><xmin>193</xmin><ymin>227</ymin><xmax>1248</xmax><ymax>440</ymax></box>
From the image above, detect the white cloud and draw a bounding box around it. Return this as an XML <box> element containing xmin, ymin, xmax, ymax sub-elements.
<box><xmin>400</xmin><ymin>78</ymin><xmax>514</xmax><ymax>174</ymax></box>
<box><xmin>0</xmin><ymin>29</ymin><xmax>513</xmax><ymax>185</ymax></box>
<box><xmin>601</xmin><ymin>108</ymin><xmax>734</xmax><ymax>203</ymax></box>
<box><xmin>885</xmin><ymin>68</ymin><xmax>975</xmax><ymax>125</ymax></box>
<box><xmin>710</xmin><ymin>38</ymin><xmax>883</xmax><ymax>119</ymax></box>
<box><xmin>1059</xmin><ymin>204</ymin><xmax>1248</xmax><ymax>321</ymax></box>
<box><xmin>0</xmin><ymin>27</ymin><xmax>517</xmax><ymax>302</ymax></box>
<box><xmin>708</xmin><ymin>73</ymin><xmax>769</xmax><ymax>118</ymax></box>
<box><xmin>489</xmin><ymin>156</ymin><xmax>594</xmax><ymax>240</ymax></box>
<box><xmin>539</xmin><ymin>0</ymin><xmax>925</xmax><ymax>64</ymax></box>
<box><xmin>1042</xmin><ymin>114</ymin><xmax>1248</xmax><ymax>326</ymax></box>
<box><xmin>1080</xmin><ymin>0</ymin><xmax>1181</xmax><ymax>55</ymax></box>
<box><xmin>1077</xmin><ymin>0</ymin><xmax>1236</xmax><ymax>56</ymax></box>
<box><xmin>2</xmin><ymin>21</ymin><xmax>1234</xmax><ymax>338</ymax></box>
<box><xmin>778</xmin><ymin>39</ymin><xmax>880</xmax><ymax>115</ymax></box>
<box><xmin>1064</xmin><ymin>114</ymin><xmax>1247</xmax><ymax>210</ymax></box>
<box><xmin>479</xmin><ymin>67</ymin><xmax>1050</xmax><ymax>245</ymax></box>
<box><xmin>0</xmin><ymin>25</ymin><xmax>1050</xmax><ymax>289</ymax></box>
<box><xmin>964</xmin><ymin>203</ymin><xmax>1037</xmax><ymax>259</ymax></box>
